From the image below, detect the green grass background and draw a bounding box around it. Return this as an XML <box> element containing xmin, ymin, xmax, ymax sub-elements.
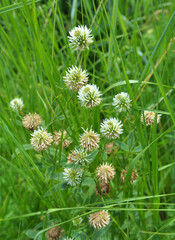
<box><xmin>0</xmin><ymin>0</ymin><xmax>175</xmax><ymax>239</ymax></box>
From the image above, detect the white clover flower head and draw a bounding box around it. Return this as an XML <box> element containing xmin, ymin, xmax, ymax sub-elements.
<box><xmin>141</xmin><ymin>111</ymin><xmax>161</xmax><ymax>126</ymax></box>
<box><xmin>100</xmin><ymin>117</ymin><xmax>123</xmax><ymax>139</ymax></box>
<box><xmin>10</xmin><ymin>98</ymin><xmax>24</xmax><ymax>111</ymax></box>
<box><xmin>80</xmin><ymin>128</ymin><xmax>100</xmax><ymax>151</ymax></box>
<box><xmin>30</xmin><ymin>127</ymin><xmax>53</xmax><ymax>151</ymax></box>
<box><xmin>78</xmin><ymin>84</ymin><xmax>102</xmax><ymax>108</ymax></box>
<box><xmin>112</xmin><ymin>92</ymin><xmax>131</xmax><ymax>112</ymax></box>
<box><xmin>68</xmin><ymin>25</ymin><xmax>93</xmax><ymax>51</ymax></box>
<box><xmin>72</xmin><ymin>215</ymin><xmax>83</xmax><ymax>226</ymax></box>
<box><xmin>71</xmin><ymin>148</ymin><xmax>88</xmax><ymax>165</ymax></box>
<box><xmin>63</xmin><ymin>168</ymin><xmax>82</xmax><ymax>186</ymax></box>
<box><xmin>89</xmin><ymin>210</ymin><xmax>110</xmax><ymax>229</ymax></box>
<box><xmin>96</xmin><ymin>163</ymin><xmax>116</xmax><ymax>184</ymax></box>
<box><xmin>63</xmin><ymin>66</ymin><xmax>88</xmax><ymax>91</ymax></box>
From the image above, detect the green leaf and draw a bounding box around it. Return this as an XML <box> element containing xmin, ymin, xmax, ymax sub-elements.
<box><xmin>114</xmin><ymin>140</ymin><xmax>129</xmax><ymax>151</ymax></box>
<box><xmin>24</xmin><ymin>229</ymin><xmax>39</xmax><ymax>239</ymax></box>
<box><xmin>127</xmin><ymin>132</ymin><xmax>135</xmax><ymax>150</ymax></box>
<box><xmin>88</xmin><ymin>150</ymin><xmax>99</xmax><ymax>163</ymax></box>
<box><xmin>133</xmin><ymin>146</ymin><xmax>142</xmax><ymax>152</ymax></box>
<box><xmin>82</xmin><ymin>177</ymin><xmax>94</xmax><ymax>186</ymax></box>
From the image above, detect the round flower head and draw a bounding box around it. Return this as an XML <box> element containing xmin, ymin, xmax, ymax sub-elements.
<box><xmin>68</xmin><ymin>25</ymin><xmax>93</xmax><ymax>51</ymax></box>
<box><xmin>96</xmin><ymin>163</ymin><xmax>116</xmax><ymax>184</ymax></box>
<box><xmin>100</xmin><ymin>117</ymin><xmax>123</xmax><ymax>139</ymax></box>
<box><xmin>89</xmin><ymin>210</ymin><xmax>110</xmax><ymax>229</ymax></box>
<box><xmin>141</xmin><ymin>111</ymin><xmax>161</xmax><ymax>126</ymax></box>
<box><xmin>22</xmin><ymin>113</ymin><xmax>42</xmax><ymax>131</ymax></box>
<box><xmin>63</xmin><ymin>168</ymin><xmax>82</xmax><ymax>186</ymax></box>
<box><xmin>95</xmin><ymin>183</ymin><xmax>110</xmax><ymax>197</ymax></box>
<box><xmin>121</xmin><ymin>169</ymin><xmax>138</xmax><ymax>184</ymax></box>
<box><xmin>10</xmin><ymin>98</ymin><xmax>24</xmax><ymax>111</ymax></box>
<box><xmin>78</xmin><ymin>84</ymin><xmax>102</xmax><ymax>108</ymax></box>
<box><xmin>46</xmin><ymin>224</ymin><xmax>63</xmax><ymax>240</ymax></box>
<box><xmin>113</xmin><ymin>92</ymin><xmax>131</xmax><ymax>112</ymax></box>
<box><xmin>54</xmin><ymin>130</ymin><xmax>72</xmax><ymax>148</ymax></box>
<box><xmin>80</xmin><ymin>128</ymin><xmax>100</xmax><ymax>151</ymax></box>
<box><xmin>67</xmin><ymin>148</ymin><xmax>88</xmax><ymax>165</ymax></box>
<box><xmin>63</xmin><ymin>66</ymin><xmax>88</xmax><ymax>91</ymax></box>
<box><xmin>72</xmin><ymin>215</ymin><xmax>83</xmax><ymax>226</ymax></box>
<box><xmin>30</xmin><ymin>127</ymin><xmax>53</xmax><ymax>151</ymax></box>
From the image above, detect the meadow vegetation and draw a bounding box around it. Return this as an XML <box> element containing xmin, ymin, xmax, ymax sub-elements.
<box><xmin>0</xmin><ymin>0</ymin><xmax>175</xmax><ymax>239</ymax></box>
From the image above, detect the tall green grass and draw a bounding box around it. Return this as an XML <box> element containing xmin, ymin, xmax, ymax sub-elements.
<box><xmin>0</xmin><ymin>0</ymin><xmax>175</xmax><ymax>239</ymax></box>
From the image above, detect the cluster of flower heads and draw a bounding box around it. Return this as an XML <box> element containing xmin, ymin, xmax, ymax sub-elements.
<box><xmin>10</xmin><ymin>25</ymin><xmax>163</xmax><ymax>236</ymax></box>
<box><xmin>30</xmin><ymin>129</ymin><xmax>73</xmax><ymax>152</ymax></box>
<box><xmin>63</xmin><ymin>127</ymin><xmax>100</xmax><ymax>186</ymax></box>
<box><xmin>64</xmin><ymin>26</ymin><xmax>102</xmax><ymax>109</ymax></box>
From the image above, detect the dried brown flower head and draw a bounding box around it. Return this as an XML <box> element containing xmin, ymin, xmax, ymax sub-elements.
<box><xmin>22</xmin><ymin>113</ymin><xmax>42</xmax><ymax>131</ymax></box>
<box><xmin>95</xmin><ymin>183</ymin><xmax>110</xmax><ymax>196</ymax></box>
<box><xmin>80</xmin><ymin>128</ymin><xmax>100</xmax><ymax>151</ymax></box>
<box><xmin>96</xmin><ymin>163</ymin><xmax>116</xmax><ymax>184</ymax></box>
<box><xmin>141</xmin><ymin>111</ymin><xmax>161</xmax><ymax>126</ymax></box>
<box><xmin>89</xmin><ymin>210</ymin><xmax>110</xmax><ymax>229</ymax></box>
<box><xmin>54</xmin><ymin>130</ymin><xmax>71</xmax><ymax>148</ymax></box>
<box><xmin>121</xmin><ymin>169</ymin><xmax>138</xmax><ymax>184</ymax></box>
<box><xmin>47</xmin><ymin>224</ymin><xmax>63</xmax><ymax>240</ymax></box>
